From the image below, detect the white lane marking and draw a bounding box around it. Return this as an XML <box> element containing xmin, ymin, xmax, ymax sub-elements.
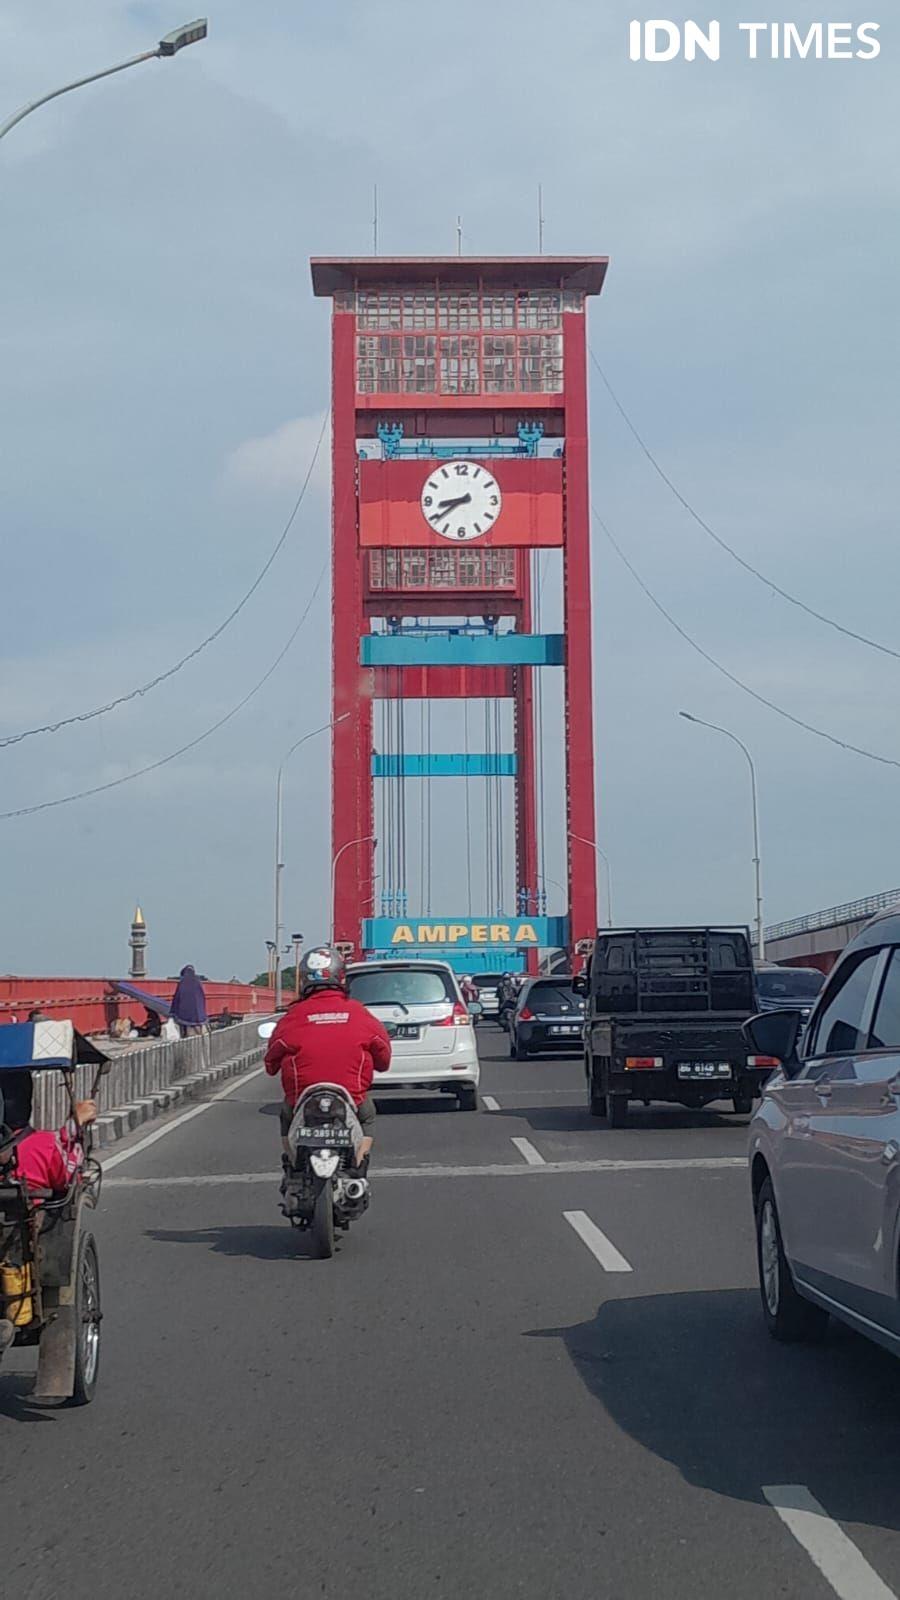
<box><xmin>482</xmin><ymin>1095</ymin><xmax>500</xmax><ymax>1112</ymax></box>
<box><xmin>763</xmin><ymin>1486</ymin><xmax>897</xmax><ymax>1600</ymax></box>
<box><xmin>564</xmin><ymin>1210</ymin><xmax>633</xmax><ymax>1273</ymax></box>
<box><xmin>102</xmin><ymin>1066</ymin><xmax>266</xmax><ymax>1170</ymax></box>
<box><xmin>511</xmin><ymin>1136</ymin><xmax>545</xmax><ymax>1166</ymax></box>
<box><xmin>107</xmin><ymin>1154</ymin><xmax>745</xmax><ymax>1186</ymax></box>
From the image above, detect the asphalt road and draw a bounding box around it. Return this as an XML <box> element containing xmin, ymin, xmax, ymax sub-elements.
<box><xmin>4</xmin><ymin>1029</ymin><xmax>900</xmax><ymax>1600</ymax></box>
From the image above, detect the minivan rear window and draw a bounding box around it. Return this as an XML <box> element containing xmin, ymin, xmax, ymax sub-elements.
<box><xmin>346</xmin><ymin>967</ymin><xmax>454</xmax><ymax>1006</ymax></box>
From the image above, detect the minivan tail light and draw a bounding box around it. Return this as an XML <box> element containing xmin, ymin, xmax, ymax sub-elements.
<box><xmin>433</xmin><ymin>1003</ymin><xmax>470</xmax><ymax>1028</ymax></box>
<box><xmin>625</xmin><ymin>1056</ymin><xmax>663</xmax><ymax>1070</ymax></box>
<box><xmin>748</xmin><ymin>1054</ymin><xmax>780</xmax><ymax>1069</ymax></box>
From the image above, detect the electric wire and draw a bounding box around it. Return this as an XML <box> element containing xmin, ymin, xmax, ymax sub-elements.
<box><xmin>596</xmin><ymin>508</ymin><xmax>900</xmax><ymax>770</ymax></box>
<box><xmin>1</xmin><ymin>415</ymin><xmax>330</xmax><ymax>750</ymax></box>
<box><xmin>589</xmin><ymin>350</ymin><xmax>900</xmax><ymax>663</ymax></box>
<box><xmin>0</xmin><ymin>561</ymin><xmax>330</xmax><ymax>820</ymax></box>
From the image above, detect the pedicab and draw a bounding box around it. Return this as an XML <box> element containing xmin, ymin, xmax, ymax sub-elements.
<box><xmin>0</xmin><ymin>1020</ymin><xmax>109</xmax><ymax>1405</ymax></box>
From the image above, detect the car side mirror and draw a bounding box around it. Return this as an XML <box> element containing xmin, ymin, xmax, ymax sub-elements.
<box><xmin>257</xmin><ymin>1020</ymin><xmax>277</xmax><ymax>1041</ymax></box>
<box><xmin>743</xmin><ymin>1009</ymin><xmax>803</xmax><ymax>1077</ymax></box>
<box><xmin>572</xmin><ymin>973</ymin><xmax>589</xmax><ymax>997</ymax></box>
<box><xmin>468</xmin><ymin>1002</ymin><xmax>483</xmax><ymax>1017</ymax></box>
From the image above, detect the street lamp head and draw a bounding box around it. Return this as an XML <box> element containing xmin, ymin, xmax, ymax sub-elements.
<box><xmin>678</xmin><ymin>711</ymin><xmax>697</xmax><ymax>723</ymax></box>
<box><xmin>158</xmin><ymin>18</ymin><xmax>208</xmax><ymax>55</ymax></box>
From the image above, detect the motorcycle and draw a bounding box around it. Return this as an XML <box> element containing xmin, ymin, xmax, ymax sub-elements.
<box><xmin>281</xmin><ymin>1083</ymin><xmax>369</xmax><ymax>1258</ymax></box>
<box><xmin>258</xmin><ymin>1020</ymin><xmax>388</xmax><ymax>1260</ymax></box>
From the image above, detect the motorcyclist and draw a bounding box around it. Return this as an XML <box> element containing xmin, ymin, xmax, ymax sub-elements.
<box><xmin>497</xmin><ymin>972</ymin><xmax>517</xmax><ymax>1027</ymax></box>
<box><xmin>264</xmin><ymin>946</ymin><xmax>391</xmax><ymax>1174</ymax></box>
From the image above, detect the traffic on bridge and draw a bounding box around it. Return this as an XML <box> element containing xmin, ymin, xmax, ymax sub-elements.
<box><xmin>2</xmin><ymin>8</ymin><xmax>898</xmax><ymax>1600</ymax></box>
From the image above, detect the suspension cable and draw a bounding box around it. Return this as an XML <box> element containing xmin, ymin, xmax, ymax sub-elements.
<box><xmin>464</xmin><ymin>699</ymin><xmax>473</xmax><ymax>914</ymax></box>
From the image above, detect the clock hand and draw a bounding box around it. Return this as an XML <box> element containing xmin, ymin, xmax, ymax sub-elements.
<box><xmin>435</xmin><ymin>492</ymin><xmax>472</xmax><ymax>513</ymax></box>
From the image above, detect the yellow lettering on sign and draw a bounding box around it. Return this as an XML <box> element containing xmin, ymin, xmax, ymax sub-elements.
<box><xmin>514</xmin><ymin>923</ymin><xmax>539</xmax><ymax>944</ymax></box>
<box><xmin>391</xmin><ymin>925</ymin><xmax>414</xmax><ymax>945</ymax></box>
<box><xmin>448</xmin><ymin>924</ymin><xmax>468</xmax><ymax>943</ymax></box>
<box><xmin>419</xmin><ymin>925</ymin><xmax>446</xmax><ymax>944</ymax></box>
<box><xmin>490</xmin><ymin>924</ymin><xmax>511</xmax><ymax>943</ymax></box>
<box><xmin>471</xmin><ymin>924</ymin><xmax>488</xmax><ymax>943</ymax></box>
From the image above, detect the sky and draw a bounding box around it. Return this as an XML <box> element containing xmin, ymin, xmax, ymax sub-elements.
<box><xmin>0</xmin><ymin>1</ymin><xmax>898</xmax><ymax>978</ymax></box>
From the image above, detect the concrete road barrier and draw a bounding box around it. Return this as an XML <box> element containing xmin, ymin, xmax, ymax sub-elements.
<box><xmin>31</xmin><ymin>1019</ymin><xmax>274</xmax><ymax>1144</ymax></box>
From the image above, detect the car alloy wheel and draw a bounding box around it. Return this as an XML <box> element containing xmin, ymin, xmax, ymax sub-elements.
<box><xmin>759</xmin><ymin>1196</ymin><xmax>780</xmax><ymax>1316</ymax></box>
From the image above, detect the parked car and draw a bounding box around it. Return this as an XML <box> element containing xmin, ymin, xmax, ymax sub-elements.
<box><xmin>754</xmin><ymin>962</ymin><xmax>824</xmax><ymax>1022</ymax></box>
<box><xmin>579</xmin><ymin>925</ymin><xmax>768</xmax><ymax>1127</ymax></box>
<box><xmin>509</xmin><ymin>977</ymin><xmax>585</xmax><ymax>1059</ymax></box>
<box><xmin>345</xmin><ymin>960</ymin><xmax>481</xmax><ymax>1111</ymax></box>
<box><xmin>747</xmin><ymin>906</ymin><xmax>900</xmax><ymax>1353</ymax></box>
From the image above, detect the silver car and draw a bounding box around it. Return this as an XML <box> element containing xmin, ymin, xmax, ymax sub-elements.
<box><xmin>747</xmin><ymin>907</ymin><xmax>900</xmax><ymax>1354</ymax></box>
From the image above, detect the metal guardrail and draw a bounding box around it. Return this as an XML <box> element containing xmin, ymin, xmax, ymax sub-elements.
<box><xmin>765</xmin><ymin>890</ymin><xmax>900</xmax><ymax>944</ymax></box>
<box><xmin>31</xmin><ymin>1018</ymin><xmax>270</xmax><ymax>1131</ymax></box>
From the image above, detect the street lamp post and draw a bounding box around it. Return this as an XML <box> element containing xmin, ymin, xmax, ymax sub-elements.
<box><xmin>679</xmin><ymin>712</ymin><xmax>764</xmax><ymax>960</ymax></box>
<box><xmin>274</xmin><ymin>714</ymin><xmax>349</xmax><ymax>1010</ymax></box>
<box><xmin>568</xmin><ymin>833</ymin><xmax>614</xmax><ymax>928</ymax></box>
<box><xmin>331</xmin><ymin>837</ymin><xmax>377</xmax><ymax>946</ymax></box>
<box><xmin>0</xmin><ymin>21</ymin><xmax>208</xmax><ymax>144</ymax></box>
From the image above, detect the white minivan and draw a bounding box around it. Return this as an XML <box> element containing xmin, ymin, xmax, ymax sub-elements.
<box><xmin>345</xmin><ymin>960</ymin><xmax>481</xmax><ymax>1111</ymax></box>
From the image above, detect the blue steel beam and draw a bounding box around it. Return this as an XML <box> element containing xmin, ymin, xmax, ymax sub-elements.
<box><xmin>372</xmin><ymin>753</ymin><xmax>517</xmax><ymax>778</ymax></box>
<box><xmin>361</xmin><ymin>634</ymin><xmax>565</xmax><ymax>667</ymax></box>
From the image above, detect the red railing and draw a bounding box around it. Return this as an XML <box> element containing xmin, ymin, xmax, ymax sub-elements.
<box><xmin>0</xmin><ymin>977</ymin><xmax>275</xmax><ymax>1036</ymax></box>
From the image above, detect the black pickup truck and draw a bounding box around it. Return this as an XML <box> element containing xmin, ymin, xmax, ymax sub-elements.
<box><xmin>577</xmin><ymin>926</ymin><xmax>771</xmax><ymax>1128</ymax></box>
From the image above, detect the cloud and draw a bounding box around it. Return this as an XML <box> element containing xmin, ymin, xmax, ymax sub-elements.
<box><xmin>224</xmin><ymin>412</ymin><xmax>331</xmax><ymax>496</ymax></box>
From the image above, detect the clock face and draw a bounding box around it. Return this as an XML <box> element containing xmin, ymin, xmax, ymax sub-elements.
<box><xmin>420</xmin><ymin>461</ymin><xmax>502</xmax><ymax>542</ymax></box>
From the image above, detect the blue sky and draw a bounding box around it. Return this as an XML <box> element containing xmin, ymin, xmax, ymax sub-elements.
<box><xmin>1</xmin><ymin>2</ymin><xmax>897</xmax><ymax>977</ymax></box>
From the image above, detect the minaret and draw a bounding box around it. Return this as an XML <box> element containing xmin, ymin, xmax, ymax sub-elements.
<box><xmin>129</xmin><ymin>906</ymin><xmax>147</xmax><ymax>979</ymax></box>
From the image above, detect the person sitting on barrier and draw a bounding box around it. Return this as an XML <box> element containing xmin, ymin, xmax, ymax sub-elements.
<box><xmin>264</xmin><ymin>946</ymin><xmax>391</xmax><ymax>1175</ymax></box>
<box><xmin>135</xmin><ymin>1009</ymin><xmax>162</xmax><ymax>1039</ymax></box>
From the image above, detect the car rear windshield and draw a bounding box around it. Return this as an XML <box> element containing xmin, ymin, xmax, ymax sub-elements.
<box><xmin>346</xmin><ymin>968</ymin><xmax>455</xmax><ymax>1006</ymax></box>
<box><xmin>472</xmin><ymin>974</ymin><xmax>504</xmax><ymax>988</ymax></box>
<box><xmin>756</xmin><ymin>967</ymin><xmax>824</xmax><ymax>1002</ymax></box>
<box><xmin>525</xmin><ymin>981</ymin><xmax>580</xmax><ymax>1014</ymax></box>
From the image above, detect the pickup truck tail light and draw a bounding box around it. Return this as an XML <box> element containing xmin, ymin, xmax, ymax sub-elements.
<box><xmin>625</xmin><ymin>1056</ymin><xmax>663</xmax><ymax>1070</ymax></box>
<box><xmin>747</xmin><ymin>1054</ymin><xmax>780</xmax><ymax>1069</ymax></box>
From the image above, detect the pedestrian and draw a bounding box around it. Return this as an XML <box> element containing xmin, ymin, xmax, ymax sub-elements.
<box><xmin>170</xmin><ymin>965</ymin><xmax>208</xmax><ymax>1037</ymax></box>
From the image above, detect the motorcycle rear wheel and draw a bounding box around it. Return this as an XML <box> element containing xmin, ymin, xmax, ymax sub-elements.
<box><xmin>309</xmin><ymin>1180</ymin><xmax>335</xmax><ymax>1259</ymax></box>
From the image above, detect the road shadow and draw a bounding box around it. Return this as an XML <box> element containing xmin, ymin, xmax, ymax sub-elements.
<box><xmin>257</xmin><ymin>1101</ymin><xmax>282</xmax><ymax>1118</ymax></box>
<box><xmin>491</xmin><ymin>1102</ymin><xmax>745</xmax><ymax>1135</ymax></box>
<box><xmin>528</xmin><ymin>1287</ymin><xmax>900</xmax><ymax>1531</ymax></box>
<box><xmin>0</xmin><ymin>1373</ymin><xmax>60</xmax><ymax>1424</ymax></box>
<box><xmin>372</xmin><ymin>1095</ymin><xmax>458</xmax><ymax>1115</ymax></box>
<box><xmin>147</xmin><ymin>1225</ymin><xmax>307</xmax><ymax>1262</ymax></box>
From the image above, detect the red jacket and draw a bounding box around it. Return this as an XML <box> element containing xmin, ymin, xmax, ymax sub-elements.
<box><xmin>11</xmin><ymin>1126</ymin><xmax>84</xmax><ymax>1194</ymax></box>
<box><xmin>264</xmin><ymin>990</ymin><xmax>392</xmax><ymax>1108</ymax></box>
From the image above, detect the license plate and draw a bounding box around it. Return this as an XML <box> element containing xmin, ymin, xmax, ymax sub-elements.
<box><xmin>294</xmin><ymin>1128</ymin><xmax>352</xmax><ymax>1143</ymax></box>
<box><xmin>395</xmin><ymin>1025</ymin><xmax>421</xmax><ymax>1040</ymax></box>
<box><xmin>550</xmin><ymin>1024</ymin><xmax>581</xmax><ymax>1035</ymax></box>
<box><xmin>677</xmin><ymin>1062</ymin><xmax>732</xmax><ymax>1080</ymax></box>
